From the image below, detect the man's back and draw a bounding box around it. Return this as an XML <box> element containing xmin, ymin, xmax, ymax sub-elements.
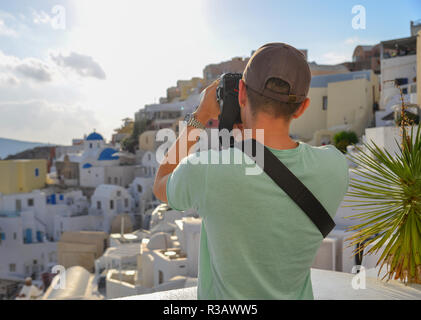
<box><xmin>167</xmin><ymin>142</ymin><xmax>349</xmax><ymax>299</ymax></box>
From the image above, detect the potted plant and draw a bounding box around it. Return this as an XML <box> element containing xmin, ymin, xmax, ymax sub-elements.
<box><xmin>333</xmin><ymin>131</ymin><xmax>358</xmax><ymax>154</ymax></box>
<box><xmin>345</xmin><ymin>81</ymin><xmax>421</xmax><ymax>284</ymax></box>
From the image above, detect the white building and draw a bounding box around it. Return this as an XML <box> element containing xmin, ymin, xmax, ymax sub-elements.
<box><xmin>135</xmin><ymin>93</ymin><xmax>200</xmax><ymax>129</ymax></box>
<box><xmin>101</xmin><ymin>214</ymin><xmax>201</xmax><ymax>299</ymax></box>
<box><xmin>377</xmin><ymin>35</ymin><xmax>418</xmax><ymax>126</ymax></box>
<box><xmin>140</xmin><ymin>151</ymin><xmax>160</xmax><ymax>178</ymax></box>
<box><xmin>174</xmin><ymin>218</ymin><xmax>201</xmax><ymax>277</ymax></box>
<box><xmin>0</xmin><ymin>208</ymin><xmax>57</xmax><ymax>281</ymax></box>
<box><xmin>55</xmin><ymin>131</ymin><xmax>136</xmax><ymax>189</ymax></box>
<box><xmin>89</xmin><ymin>184</ymin><xmax>134</xmax><ymax>233</ymax></box>
<box><xmin>0</xmin><ymin>188</ymin><xmax>97</xmax><ymax>281</ymax></box>
<box><xmin>128</xmin><ymin>177</ymin><xmax>155</xmax><ymax>226</ymax></box>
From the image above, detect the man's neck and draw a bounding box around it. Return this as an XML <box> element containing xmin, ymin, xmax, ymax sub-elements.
<box><xmin>249</xmin><ymin>116</ymin><xmax>298</xmax><ymax>150</ymax></box>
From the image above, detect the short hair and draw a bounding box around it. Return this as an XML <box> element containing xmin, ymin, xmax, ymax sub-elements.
<box><xmin>246</xmin><ymin>78</ymin><xmax>302</xmax><ymax>119</ymax></box>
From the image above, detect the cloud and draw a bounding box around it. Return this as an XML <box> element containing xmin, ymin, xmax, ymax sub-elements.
<box><xmin>50</xmin><ymin>52</ymin><xmax>106</xmax><ymax>80</ymax></box>
<box><xmin>14</xmin><ymin>58</ymin><xmax>52</xmax><ymax>82</ymax></box>
<box><xmin>0</xmin><ymin>50</ymin><xmax>106</xmax><ymax>144</ymax></box>
<box><xmin>0</xmin><ymin>51</ymin><xmax>53</xmax><ymax>83</ymax></box>
<box><xmin>344</xmin><ymin>37</ymin><xmax>360</xmax><ymax>45</ymax></box>
<box><xmin>0</xmin><ymin>100</ymin><xmax>100</xmax><ymax>144</ymax></box>
<box><xmin>0</xmin><ymin>74</ymin><xmax>19</xmax><ymax>86</ymax></box>
<box><xmin>0</xmin><ymin>19</ymin><xmax>17</xmax><ymax>37</ymax></box>
<box><xmin>32</xmin><ymin>10</ymin><xmax>52</xmax><ymax>25</ymax></box>
<box><xmin>0</xmin><ymin>50</ymin><xmax>107</xmax><ymax>84</ymax></box>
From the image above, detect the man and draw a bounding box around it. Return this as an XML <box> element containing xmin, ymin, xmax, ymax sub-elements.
<box><xmin>153</xmin><ymin>43</ymin><xmax>349</xmax><ymax>299</ymax></box>
<box><xmin>15</xmin><ymin>277</ymin><xmax>43</xmax><ymax>300</ymax></box>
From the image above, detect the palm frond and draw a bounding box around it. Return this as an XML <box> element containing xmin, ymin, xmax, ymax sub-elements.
<box><xmin>345</xmin><ymin>125</ymin><xmax>421</xmax><ymax>284</ymax></box>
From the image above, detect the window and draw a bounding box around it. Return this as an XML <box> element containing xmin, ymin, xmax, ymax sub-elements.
<box><xmin>0</xmin><ymin>232</ymin><xmax>5</xmax><ymax>242</ymax></box>
<box><xmin>13</xmin><ymin>232</ymin><xmax>17</xmax><ymax>240</ymax></box>
<box><xmin>28</xmin><ymin>199</ymin><xmax>34</xmax><ymax>207</ymax></box>
<box><xmin>110</xmin><ymin>200</ymin><xmax>114</xmax><ymax>210</ymax></box>
<box><xmin>395</xmin><ymin>78</ymin><xmax>408</xmax><ymax>86</ymax></box>
<box><xmin>117</xmin><ymin>191</ymin><xmax>121</xmax><ymax>197</ymax></box>
<box><xmin>322</xmin><ymin>96</ymin><xmax>328</xmax><ymax>110</ymax></box>
<box><xmin>137</xmin><ymin>185</ymin><xmax>142</xmax><ymax>193</ymax></box>
<box><xmin>15</xmin><ymin>199</ymin><xmax>22</xmax><ymax>211</ymax></box>
<box><xmin>114</xmin><ymin>177</ymin><xmax>118</xmax><ymax>184</ymax></box>
<box><xmin>124</xmin><ymin>198</ymin><xmax>129</xmax><ymax>208</ymax></box>
<box><xmin>9</xmin><ymin>264</ymin><xmax>16</xmax><ymax>272</ymax></box>
<box><xmin>35</xmin><ymin>168</ymin><xmax>39</xmax><ymax>177</ymax></box>
<box><xmin>158</xmin><ymin>270</ymin><xmax>164</xmax><ymax>284</ymax></box>
<box><xmin>148</xmin><ymin>154</ymin><xmax>151</xmax><ymax>161</ymax></box>
<box><xmin>33</xmin><ymin>259</ymin><xmax>37</xmax><ymax>265</ymax></box>
<box><xmin>90</xmin><ymin>143</ymin><xmax>93</xmax><ymax>149</ymax></box>
<box><xmin>108</xmin><ymin>177</ymin><xmax>112</xmax><ymax>184</ymax></box>
<box><xmin>97</xmin><ymin>201</ymin><xmax>102</xmax><ymax>210</ymax></box>
<box><xmin>410</xmin><ymin>84</ymin><xmax>417</xmax><ymax>93</ymax></box>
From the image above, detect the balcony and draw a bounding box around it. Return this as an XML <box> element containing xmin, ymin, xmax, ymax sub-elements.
<box><xmin>0</xmin><ymin>211</ymin><xmax>21</xmax><ymax>218</ymax></box>
<box><xmin>381</xmin><ymin>36</ymin><xmax>416</xmax><ymax>60</ymax></box>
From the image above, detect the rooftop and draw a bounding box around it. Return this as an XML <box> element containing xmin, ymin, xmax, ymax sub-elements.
<box><xmin>310</xmin><ymin>70</ymin><xmax>371</xmax><ymax>88</ymax></box>
<box><xmin>98</xmin><ymin>148</ymin><xmax>119</xmax><ymax>161</ymax></box>
<box><xmin>86</xmin><ymin>132</ymin><xmax>104</xmax><ymax>141</ymax></box>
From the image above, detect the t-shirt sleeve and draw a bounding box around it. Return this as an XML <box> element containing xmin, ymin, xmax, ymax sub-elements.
<box><xmin>329</xmin><ymin>145</ymin><xmax>350</xmax><ymax>195</ymax></box>
<box><xmin>166</xmin><ymin>152</ymin><xmax>208</xmax><ymax>212</ymax></box>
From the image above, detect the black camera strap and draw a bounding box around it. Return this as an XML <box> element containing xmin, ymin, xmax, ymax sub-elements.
<box><xmin>233</xmin><ymin>139</ymin><xmax>335</xmax><ymax>238</ymax></box>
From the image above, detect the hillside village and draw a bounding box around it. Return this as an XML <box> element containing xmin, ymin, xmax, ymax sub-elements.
<box><xmin>0</xmin><ymin>21</ymin><xmax>420</xmax><ymax>300</ymax></box>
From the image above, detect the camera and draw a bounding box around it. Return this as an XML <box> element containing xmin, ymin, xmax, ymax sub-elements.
<box><xmin>216</xmin><ymin>73</ymin><xmax>243</xmax><ymax>132</ymax></box>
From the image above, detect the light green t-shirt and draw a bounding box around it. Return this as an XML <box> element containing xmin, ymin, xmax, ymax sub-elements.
<box><xmin>166</xmin><ymin>141</ymin><xmax>349</xmax><ymax>300</ymax></box>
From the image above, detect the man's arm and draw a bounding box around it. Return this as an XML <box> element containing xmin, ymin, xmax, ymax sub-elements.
<box><xmin>153</xmin><ymin>80</ymin><xmax>220</xmax><ymax>203</ymax></box>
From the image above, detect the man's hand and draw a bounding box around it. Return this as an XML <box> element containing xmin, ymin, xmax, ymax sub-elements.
<box><xmin>153</xmin><ymin>80</ymin><xmax>221</xmax><ymax>203</ymax></box>
<box><xmin>194</xmin><ymin>80</ymin><xmax>220</xmax><ymax>125</ymax></box>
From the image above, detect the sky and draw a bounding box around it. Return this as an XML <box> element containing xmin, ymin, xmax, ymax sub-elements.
<box><xmin>0</xmin><ymin>0</ymin><xmax>420</xmax><ymax>145</ymax></box>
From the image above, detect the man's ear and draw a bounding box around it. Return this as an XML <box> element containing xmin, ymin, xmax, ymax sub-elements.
<box><xmin>238</xmin><ymin>79</ymin><xmax>247</xmax><ymax>109</ymax></box>
<box><xmin>292</xmin><ymin>98</ymin><xmax>310</xmax><ymax>119</ymax></box>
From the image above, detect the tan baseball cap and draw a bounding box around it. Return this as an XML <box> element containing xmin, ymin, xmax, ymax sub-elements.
<box><xmin>243</xmin><ymin>43</ymin><xmax>311</xmax><ymax>103</ymax></box>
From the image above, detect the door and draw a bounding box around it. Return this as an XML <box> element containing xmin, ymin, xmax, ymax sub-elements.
<box><xmin>16</xmin><ymin>199</ymin><xmax>22</xmax><ymax>211</ymax></box>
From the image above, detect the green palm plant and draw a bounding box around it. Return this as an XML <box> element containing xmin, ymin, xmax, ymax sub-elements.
<box><xmin>345</xmin><ymin>124</ymin><xmax>421</xmax><ymax>284</ymax></box>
